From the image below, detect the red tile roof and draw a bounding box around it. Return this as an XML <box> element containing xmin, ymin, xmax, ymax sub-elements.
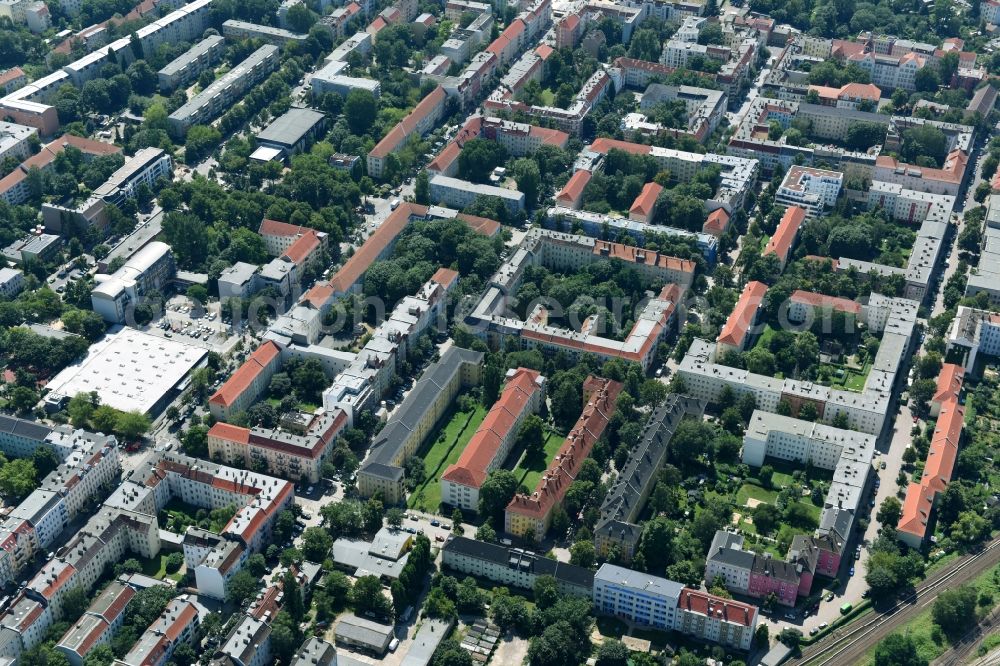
<box><xmin>717</xmin><ymin>281</ymin><xmax>767</xmax><ymax>349</ymax></box>
<box><xmin>506</xmin><ymin>377</ymin><xmax>622</xmax><ymax>521</ymax></box>
<box><xmin>208</xmin><ymin>422</ymin><xmax>251</xmax><ymax>444</ymax></box>
<box><xmin>932</xmin><ymin>363</ymin><xmax>964</xmax><ymax>406</ymax></box>
<box><xmin>703</xmin><ymin>208</ymin><xmax>730</xmax><ymax>236</ymax></box>
<box><xmin>455</xmin><ymin>213</ymin><xmax>501</xmax><ymax>237</ymax></box>
<box><xmin>259</xmin><ymin>219</ymin><xmax>309</xmax><ymax>238</ymax></box>
<box><xmin>592</xmin><ymin>240</ymin><xmax>695</xmax><ymax>275</ymax></box>
<box><xmin>442</xmin><ymin>368</ymin><xmax>543</xmax><ymax>489</ymax></box>
<box><xmin>282</xmin><ymin>229</ymin><xmax>322</xmax><ymax>267</ymax></box>
<box><xmin>370</xmin><ymin>87</ymin><xmax>446</xmax><ymax>159</ymax></box>
<box><xmin>589</xmin><ymin>137</ymin><xmax>651</xmax><ymax>156</ymax></box>
<box><xmin>559</xmin><ymin>14</ymin><xmax>580</xmax><ymax>31</ymax></box>
<box><xmin>789</xmin><ymin>289</ymin><xmax>861</xmax><ymax>315</ymax></box>
<box><xmin>431</xmin><ymin>267</ymin><xmax>459</xmax><ymax>289</ymax></box>
<box><xmin>678</xmin><ymin>589</ymin><xmax>757</xmax><ymax>627</ymax></box>
<box><xmin>535</xmin><ymin>44</ymin><xmax>554</xmax><ymax>59</ymax></box>
<box><xmin>209</xmin><ymin>341</ymin><xmax>281</xmax><ymax>408</ymax></box>
<box><xmin>764</xmin><ymin>206</ymin><xmax>806</xmax><ymax>262</ymax></box>
<box><xmin>629</xmin><ymin>182</ymin><xmax>662</xmax><ymax>218</ymax></box>
<box><xmin>0</xmin><ymin>67</ymin><xmax>25</xmax><ymax>87</ymax></box>
<box><xmin>556</xmin><ymin>170</ymin><xmax>591</xmax><ymax>205</ymax></box>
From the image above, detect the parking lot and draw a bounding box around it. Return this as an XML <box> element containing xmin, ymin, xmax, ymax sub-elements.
<box><xmin>139</xmin><ymin>295</ymin><xmax>245</xmax><ymax>355</ymax></box>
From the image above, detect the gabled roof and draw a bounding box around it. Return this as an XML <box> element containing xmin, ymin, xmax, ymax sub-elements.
<box><xmin>717</xmin><ymin>281</ymin><xmax>767</xmax><ymax>349</ymax></box>
<box><xmin>789</xmin><ymin>289</ymin><xmax>861</xmax><ymax>315</ymax></box>
<box><xmin>764</xmin><ymin>205</ymin><xmax>806</xmax><ymax>262</ymax></box>
<box><xmin>556</xmin><ymin>170</ymin><xmax>591</xmax><ymax>205</ymax></box>
<box><xmin>932</xmin><ymin>363</ymin><xmax>964</xmax><ymax>406</ymax></box>
<box><xmin>703</xmin><ymin>208</ymin><xmax>730</xmax><ymax>236</ymax></box>
<box><xmin>209</xmin><ymin>341</ymin><xmax>281</xmax><ymax>408</ymax></box>
<box><xmin>629</xmin><ymin>182</ymin><xmax>662</xmax><ymax>218</ymax></box>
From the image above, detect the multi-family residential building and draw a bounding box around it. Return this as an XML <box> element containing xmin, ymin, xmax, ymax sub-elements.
<box><xmin>429</xmin><ymin>175</ymin><xmax>526</xmax><ymax>215</ymax></box>
<box><xmin>716</xmin><ymin>281</ymin><xmax>768</xmax><ymax>356</ymax></box>
<box><xmin>442</xmin><ymin>536</ymin><xmax>593</xmax><ymax>598</ymax></box>
<box><xmin>157</xmin><ymin>34</ymin><xmax>225</xmax><ymax>92</ymax></box>
<box><xmin>774</xmin><ymin>166</ymin><xmax>844</xmax><ymax>217</ymax></box>
<box><xmin>0</xmin><ymin>268</ymin><xmax>24</xmax><ymax>299</ymax></box>
<box><xmin>594</xmin><ymin>564</ymin><xmax>758</xmax><ymax>651</ymax></box>
<box><xmin>91</xmin><ymin>242</ymin><xmax>176</xmax><ymax>324</ymax></box>
<box><xmin>0</xmin><ymin>121</ymin><xmax>35</xmax><ymax>165</ymax></box>
<box><xmin>92</xmin><ymin>148</ymin><xmax>172</xmax><ymax>207</ymax></box>
<box><xmin>207</xmin><ymin>409</ymin><xmax>349</xmax><ymax>483</ymax></box>
<box><xmin>946</xmin><ymin>306</ymin><xmax>1000</xmax><ymax>369</ymax></box>
<box><xmin>357</xmin><ymin>346</ymin><xmax>484</xmax><ymax>503</ymax></box>
<box><xmin>368</xmin><ymin>87</ymin><xmax>446</xmax><ymax>179</ymax></box>
<box><xmin>117</xmin><ymin>598</ymin><xmax>199</xmax><ymax>666</ymax></box>
<box><xmin>56</xmin><ymin>581</ymin><xmax>136</xmax><ymax>666</ymax></box>
<box><xmin>215</xmin><ymin>614</ymin><xmax>272</xmax><ymax>666</ymax></box>
<box><xmin>441</xmin><ymin>368</ymin><xmax>546</xmax><ymax>511</ymax></box>
<box><xmin>168</xmin><ymin>45</ymin><xmax>280</xmax><ymax>136</ymax></box>
<box><xmin>594</xmin><ymin>394</ymin><xmax>705</xmax><ymax>561</ymax></box>
<box><xmin>897</xmin><ymin>364</ymin><xmax>965</xmax><ymax>549</ymax></box>
<box><xmin>763</xmin><ymin>205</ymin><xmax>806</xmax><ymax>269</ymax></box>
<box><xmin>209</xmin><ymin>341</ymin><xmax>283</xmax><ymax>422</ymax></box>
<box><xmin>506</xmin><ymin>377</ymin><xmax>622</xmax><ymax>541</ymax></box>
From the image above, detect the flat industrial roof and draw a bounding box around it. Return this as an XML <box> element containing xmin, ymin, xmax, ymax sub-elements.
<box><xmin>256</xmin><ymin>108</ymin><xmax>326</xmax><ymax>149</ymax></box>
<box><xmin>45</xmin><ymin>327</ymin><xmax>207</xmax><ymax>415</ymax></box>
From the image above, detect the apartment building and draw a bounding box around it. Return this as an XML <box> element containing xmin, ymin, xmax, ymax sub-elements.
<box><xmin>787</xmin><ymin>290</ymin><xmax>863</xmax><ymax>324</ymax></box>
<box><xmin>441</xmin><ymin>368</ymin><xmax>546</xmax><ymax>511</ymax></box>
<box><xmin>357</xmin><ymin>347</ymin><xmax>484</xmax><ymax>503</ymax></box>
<box><xmin>209</xmin><ymin>341</ymin><xmax>283</xmax><ymax>422</ymax></box>
<box><xmin>0</xmin><ymin>268</ymin><xmax>24</xmax><ymax>299</ymax></box>
<box><xmin>91</xmin><ymin>242</ymin><xmax>175</xmax><ymax>324</ymax></box>
<box><xmin>442</xmin><ymin>536</ymin><xmax>593</xmax><ymax>598</ymax></box>
<box><xmin>429</xmin><ymin>174</ymin><xmax>526</xmax><ymax>215</ymax></box>
<box><xmin>56</xmin><ymin>581</ymin><xmax>135</xmax><ymax>666</ymax></box>
<box><xmin>946</xmin><ymin>306</ymin><xmax>1000</xmax><ymax>369</ymax></box>
<box><xmin>506</xmin><ymin>377</ymin><xmax>622</xmax><ymax>541</ymax></box>
<box><xmin>594</xmin><ymin>394</ymin><xmax>705</xmax><ymax>561</ymax></box>
<box><xmin>763</xmin><ymin>205</ymin><xmax>806</xmax><ymax>269</ymax></box>
<box><xmin>216</xmin><ymin>614</ymin><xmax>272</xmax><ymax>666</ymax></box>
<box><xmin>743</xmin><ymin>411</ymin><xmax>876</xmax><ymax>469</ymax></box>
<box><xmin>0</xmin><ymin>134</ymin><xmax>121</xmax><ymax>206</ymax></box>
<box><xmin>368</xmin><ymin>86</ymin><xmax>446</xmax><ymax>179</ymax></box>
<box><xmin>848</xmin><ymin>51</ymin><xmax>926</xmax><ymax>91</ymax></box>
<box><xmin>716</xmin><ymin>281</ymin><xmax>768</xmax><ymax>356</ymax></box>
<box><xmin>898</xmin><ymin>364</ymin><xmax>964</xmax><ymax>549</ymax></box>
<box><xmin>92</xmin><ymin>148</ymin><xmax>172</xmax><ymax>207</ymax></box>
<box><xmin>594</xmin><ymin>564</ymin><xmax>758</xmax><ymax>651</ymax></box>
<box><xmin>168</xmin><ymin>45</ymin><xmax>280</xmax><ymax>136</ymax></box>
<box><xmin>207</xmin><ymin>408</ymin><xmax>349</xmax><ymax>484</ymax></box>
<box><xmin>117</xmin><ymin>598</ymin><xmax>199</xmax><ymax>666</ymax></box>
<box><xmin>806</xmin><ymin>82</ymin><xmax>881</xmax><ymax>109</ymax></box>
<box><xmin>629</xmin><ymin>182</ymin><xmax>662</xmax><ymax>224</ymax></box>
<box><xmin>0</xmin><ymin>121</ymin><xmax>35</xmax><ymax>165</ymax></box>
<box><xmin>222</xmin><ymin>19</ymin><xmax>307</xmax><ymax>44</ymax></box>
<box><xmin>774</xmin><ymin>166</ymin><xmax>844</xmax><ymax>217</ymax></box>
<box><xmin>157</xmin><ymin>34</ymin><xmax>225</xmax><ymax>92</ymax></box>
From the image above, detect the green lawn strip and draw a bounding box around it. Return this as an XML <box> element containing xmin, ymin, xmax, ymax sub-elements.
<box><xmin>859</xmin><ymin>560</ymin><xmax>1000</xmax><ymax>665</ymax></box>
<box><xmin>753</xmin><ymin>324</ymin><xmax>777</xmax><ymax>351</ymax></box>
<box><xmin>513</xmin><ymin>432</ymin><xmax>566</xmax><ymax>490</ymax></box>
<box><xmin>407</xmin><ymin>404</ymin><xmax>487</xmax><ymax>511</ymax></box>
<box><xmin>736</xmin><ymin>483</ymin><xmax>778</xmax><ymax>507</ymax></box>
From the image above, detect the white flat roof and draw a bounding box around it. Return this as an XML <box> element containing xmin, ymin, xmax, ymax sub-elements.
<box><xmin>45</xmin><ymin>327</ymin><xmax>207</xmax><ymax>414</ymax></box>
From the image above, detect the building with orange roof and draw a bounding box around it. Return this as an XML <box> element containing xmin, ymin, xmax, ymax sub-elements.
<box><xmin>258</xmin><ymin>219</ymin><xmax>327</xmax><ymax>256</ymax></box>
<box><xmin>441</xmin><ymin>368</ymin><xmax>546</xmax><ymax>511</ymax></box>
<box><xmin>717</xmin><ymin>281</ymin><xmax>768</xmax><ymax>357</ymax></box>
<box><xmin>555</xmin><ymin>170</ymin><xmax>591</xmax><ymax>210</ymax></box>
<box><xmin>874</xmin><ymin>149</ymin><xmax>968</xmax><ymax>197</ymax></box>
<box><xmin>703</xmin><ymin>208</ymin><xmax>731</xmax><ymax>237</ymax></box>
<box><xmin>430</xmin><ymin>267</ymin><xmax>459</xmax><ymax>290</ymax></box>
<box><xmin>207</xmin><ymin>408</ymin><xmax>348</xmax><ymax>484</ymax></box>
<box><xmin>764</xmin><ymin>205</ymin><xmax>806</xmax><ymax>269</ymax></box>
<box><xmin>788</xmin><ymin>290</ymin><xmax>862</xmax><ymax>323</ymax></box>
<box><xmin>209</xmin><ymin>341</ymin><xmax>282</xmax><ymax>422</ymax></box>
<box><xmin>806</xmin><ymin>82</ymin><xmax>881</xmax><ymax>109</ymax></box>
<box><xmin>930</xmin><ymin>363</ymin><xmax>964</xmax><ymax>417</ymax></box>
<box><xmin>118</xmin><ymin>598</ymin><xmax>199</xmax><ymax>666</ymax></box>
<box><xmin>56</xmin><ymin>580</ymin><xmax>135</xmax><ymax>666</ymax></box>
<box><xmin>0</xmin><ymin>68</ymin><xmax>27</xmax><ymax>95</ymax></box>
<box><xmin>368</xmin><ymin>87</ymin><xmax>446</xmax><ymax>178</ymax></box>
<box><xmin>556</xmin><ymin>13</ymin><xmax>582</xmax><ymax>48</ymax></box>
<box><xmin>628</xmin><ymin>182</ymin><xmax>662</xmax><ymax>224</ymax></box>
<box><xmin>0</xmin><ymin>133</ymin><xmax>122</xmax><ymax>206</ymax></box>
<box><xmin>898</xmin><ymin>363</ymin><xmax>964</xmax><ymax>549</ymax></box>
<box><xmin>505</xmin><ymin>377</ymin><xmax>622</xmax><ymax>542</ymax></box>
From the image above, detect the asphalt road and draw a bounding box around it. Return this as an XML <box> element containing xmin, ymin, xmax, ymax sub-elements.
<box><xmin>793</xmin><ymin>537</ymin><xmax>1000</xmax><ymax>666</ymax></box>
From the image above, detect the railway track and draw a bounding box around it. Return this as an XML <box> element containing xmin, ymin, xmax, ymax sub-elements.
<box><xmin>793</xmin><ymin>538</ymin><xmax>1000</xmax><ymax>666</ymax></box>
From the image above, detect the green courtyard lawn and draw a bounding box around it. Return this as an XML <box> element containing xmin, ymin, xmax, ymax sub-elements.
<box><xmin>407</xmin><ymin>401</ymin><xmax>487</xmax><ymax>512</ymax></box>
<box><xmin>139</xmin><ymin>554</ymin><xmax>185</xmax><ymax>582</ymax></box>
<box><xmin>510</xmin><ymin>431</ymin><xmax>566</xmax><ymax>490</ymax></box>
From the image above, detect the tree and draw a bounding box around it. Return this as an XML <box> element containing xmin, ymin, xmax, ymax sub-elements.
<box><xmin>877</xmin><ymin>497</ymin><xmax>902</xmax><ymax>528</ymax></box>
<box><xmin>569</xmin><ymin>540</ymin><xmax>596</xmax><ymax>568</ymax></box>
<box><xmin>778</xmin><ymin>628</ymin><xmax>802</xmax><ymax>648</ymax></box>
<box><xmin>414</xmin><ymin>170</ymin><xmax>430</xmax><ymax>204</ymax></box>
<box><xmin>479</xmin><ymin>470</ymin><xmax>519</xmax><ymax>518</ymax></box>
<box><xmin>84</xmin><ymin>644</ymin><xmax>116</xmax><ymax>666</ymax></box>
<box><xmin>184</xmin><ymin>125</ymin><xmax>221</xmax><ymax>164</ymax></box>
<box><xmin>512</xmin><ymin>158</ymin><xmax>541</xmax><ymax>208</ymax></box>
<box><xmin>116</xmin><ymin>411</ymin><xmax>150</xmax><ymax>440</ymax></box>
<box><xmin>270</xmin><ymin>611</ymin><xmax>303</xmax><ymax>663</ymax></box>
<box><xmin>7</xmin><ymin>386</ymin><xmax>38</xmax><ymax>414</ymax></box>
<box><xmin>596</xmin><ymin>639</ymin><xmax>629</xmax><ymax>666</ymax></box>
<box><xmin>352</xmin><ymin>575</ymin><xmax>392</xmax><ymax>618</ymax></box>
<box><xmin>182</xmin><ymin>425</ymin><xmax>209</xmax><ymax>458</ymax></box>
<box><xmin>62</xmin><ymin>586</ymin><xmax>89</xmax><ymax>619</ymax></box>
<box><xmin>0</xmin><ymin>459</ymin><xmax>36</xmax><ymax>500</ymax></box>
<box><xmin>362</xmin><ymin>498</ymin><xmax>384</xmax><ymax>534</ymax></box>
<box><xmin>914</xmin><ymin>65</ymin><xmax>941</xmax><ymax>93</ymax></box>
<box><xmin>67</xmin><ymin>392</ymin><xmax>96</xmax><ymax>427</ymax></box>
<box><xmin>283</xmin><ymin>569</ymin><xmax>305</xmax><ymax>620</ymax></box>
<box><xmin>62</xmin><ymin>309</ymin><xmax>106</xmax><ymax>341</ymax></box>
<box><xmin>286</xmin><ymin>2</ymin><xmax>316</xmax><ymax>31</ymax></box>
<box><xmin>475</xmin><ymin>522</ymin><xmax>497</xmax><ymax>543</ymax></box>
<box><xmin>533</xmin><ymin>575</ymin><xmax>559</xmax><ymax>609</ymax></box>
<box><xmin>226</xmin><ymin>570</ymin><xmax>259</xmax><ymax>605</ymax></box>
<box><xmin>874</xmin><ymin>633</ymin><xmax>927</xmax><ymax>666</ymax></box>
<box><xmin>517</xmin><ymin>414</ymin><xmax>546</xmax><ymax>454</ymax></box>
<box><xmin>344</xmin><ymin>89</ymin><xmax>377</xmax><ymax>135</ymax></box>
<box><xmin>932</xmin><ymin>586</ymin><xmax>977</xmax><ymax>639</ymax></box>
<box><xmin>457</xmin><ymin>139</ymin><xmax>508</xmax><ymax>184</ymax></box>
<box><xmin>752</xmin><ymin>503</ymin><xmax>781</xmax><ymax>535</ymax></box>
<box><xmin>302</xmin><ymin>526</ymin><xmax>333</xmax><ymax>561</ymax></box>
<box><xmin>247</xmin><ymin>553</ymin><xmax>267</xmax><ymax>577</ymax></box>
<box><xmin>387</xmin><ymin>507</ymin><xmax>404</xmax><ymax>528</ymax></box>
